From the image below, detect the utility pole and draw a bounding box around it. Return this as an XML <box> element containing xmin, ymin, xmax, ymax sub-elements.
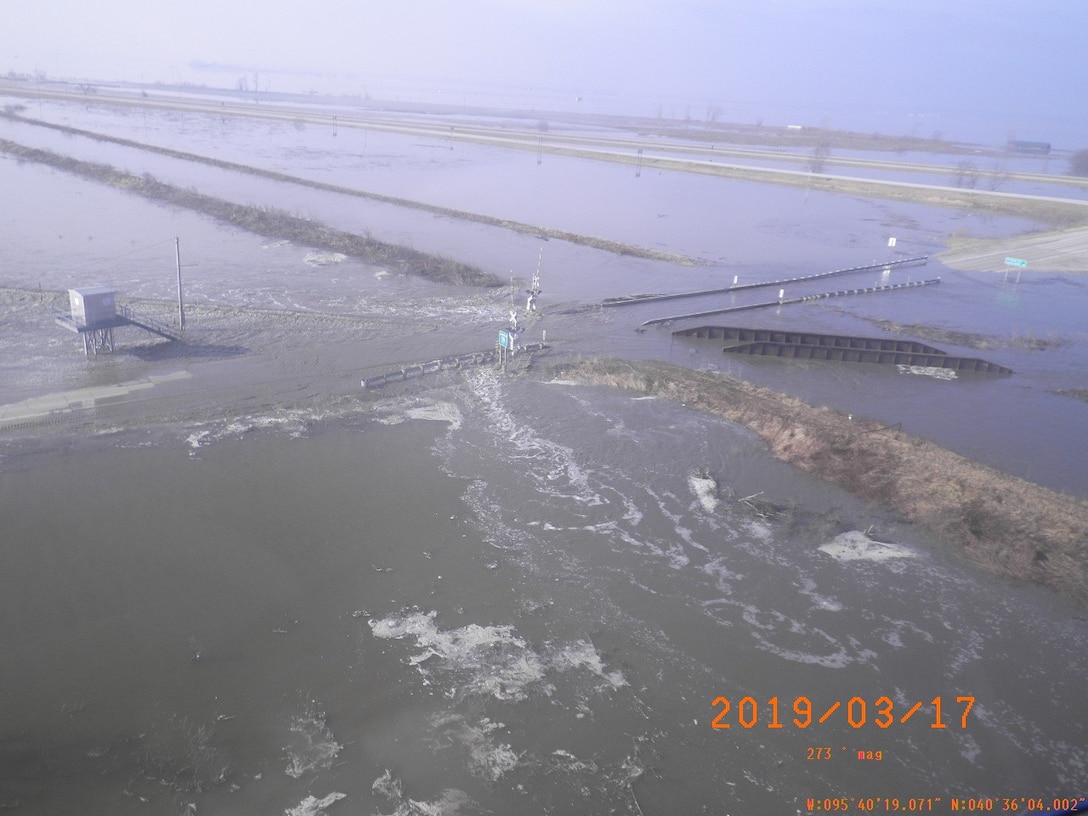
<box><xmin>175</xmin><ymin>237</ymin><xmax>186</xmax><ymax>329</ymax></box>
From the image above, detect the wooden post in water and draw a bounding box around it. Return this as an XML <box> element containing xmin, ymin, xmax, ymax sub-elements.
<box><xmin>175</xmin><ymin>237</ymin><xmax>186</xmax><ymax>329</ymax></box>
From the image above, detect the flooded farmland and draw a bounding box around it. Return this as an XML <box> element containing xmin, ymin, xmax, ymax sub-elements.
<box><xmin>2</xmin><ymin>85</ymin><xmax>1087</xmax><ymax>815</ymax></box>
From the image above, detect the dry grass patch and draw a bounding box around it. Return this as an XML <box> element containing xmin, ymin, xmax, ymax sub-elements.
<box><xmin>548</xmin><ymin>357</ymin><xmax>1088</xmax><ymax>598</ymax></box>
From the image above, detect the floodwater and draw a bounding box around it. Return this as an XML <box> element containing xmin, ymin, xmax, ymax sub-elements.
<box><xmin>2</xmin><ymin>93</ymin><xmax>1087</xmax><ymax>814</ymax></box>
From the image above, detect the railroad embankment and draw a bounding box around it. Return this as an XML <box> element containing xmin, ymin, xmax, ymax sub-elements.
<box><xmin>548</xmin><ymin>357</ymin><xmax>1088</xmax><ymax>599</ymax></box>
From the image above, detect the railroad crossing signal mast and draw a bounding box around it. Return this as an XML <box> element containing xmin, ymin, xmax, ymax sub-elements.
<box><xmin>526</xmin><ymin>249</ymin><xmax>543</xmax><ymax>312</ymax></box>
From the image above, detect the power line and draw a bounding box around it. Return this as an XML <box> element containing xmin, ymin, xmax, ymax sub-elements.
<box><xmin>53</xmin><ymin>237</ymin><xmax>177</xmax><ymax>274</ymax></box>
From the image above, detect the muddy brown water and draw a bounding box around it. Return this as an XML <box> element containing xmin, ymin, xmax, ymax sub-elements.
<box><xmin>2</xmin><ymin>96</ymin><xmax>1087</xmax><ymax>814</ymax></box>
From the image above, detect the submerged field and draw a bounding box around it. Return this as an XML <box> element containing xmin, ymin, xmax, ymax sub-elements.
<box><xmin>4</xmin><ymin>84</ymin><xmax>1088</xmax><ymax>590</ymax></box>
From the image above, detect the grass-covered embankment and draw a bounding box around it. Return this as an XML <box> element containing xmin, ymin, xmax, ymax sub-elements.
<box><xmin>0</xmin><ymin>137</ymin><xmax>500</xmax><ymax>287</ymax></box>
<box><xmin>549</xmin><ymin>357</ymin><xmax>1088</xmax><ymax>598</ymax></box>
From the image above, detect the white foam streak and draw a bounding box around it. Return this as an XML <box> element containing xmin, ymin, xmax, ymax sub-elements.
<box><xmin>285</xmin><ymin>792</ymin><xmax>346</xmax><ymax>816</ymax></box>
<box><xmin>798</xmin><ymin>577</ymin><xmax>843</xmax><ymax>612</ymax></box>
<box><xmin>284</xmin><ymin>700</ymin><xmax>342</xmax><ymax>779</ymax></box>
<box><xmin>551</xmin><ymin>640</ymin><xmax>628</xmax><ymax>690</ymax></box>
<box><xmin>184</xmin><ymin>406</ymin><xmax>331</xmax><ymax>449</ymax></box>
<box><xmin>372</xmin><ymin>770</ymin><xmax>474</xmax><ymax>816</ymax></box>
<box><xmin>303</xmin><ymin>251</ymin><xmax>347</xmax><ymax>267</ymax></box>
<box><xmin>371</xmin><ymin>610</ymin><xmax>547</xmax><ymax>700</ymax></box>
<box><xmin>467</xmin><ymin>369</ymin><xmax>603</xmax><ymax>506</ymax></box>
<box><xmin>431</xmin><ymin>714</ymin><xmax>521</xmax><ymax>781</ymax></box>
<box><xmin>404</xmin><ymin>400</ymin><xmax>464</xmax><ymax>430</ymax></box>
<box><xmin>897</xmin><ymin>364</ymin><xmax>957</xmax><ymax>380</ymax></box>
<box><xmin>370</xmin><ymin>610</ymin><xmax>626</xmax><ymax>700</ymax></box>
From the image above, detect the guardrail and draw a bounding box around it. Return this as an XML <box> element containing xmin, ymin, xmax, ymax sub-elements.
<box><xmin>605</xmin><ymin>256</ymin><xmax>928</xmax><ymax>308</ymax></box>
<box><xmin>640</xmin><ymin>278</ymin><xmax>942</xmax><ymax>328</ymax></box>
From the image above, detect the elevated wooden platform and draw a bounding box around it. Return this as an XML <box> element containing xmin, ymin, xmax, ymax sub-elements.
<box><xmin>56</xmin><ymin>306</ymin><xmax>181</xmax><ymax>355</ymax></box>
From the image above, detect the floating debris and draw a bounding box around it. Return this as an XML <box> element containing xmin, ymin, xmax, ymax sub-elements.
<box><xmin>818</xmin><ymin>530</ymin><xmax>916</xmax><ymax>562</ymax></box>
<box><xmin>688</xmin><ymin>468</ymin><xmax>719</xmax><ymax>513</ymax></box>
<box><xmin>896</xmin><ymin>364</ymin><xmax>957</xmax><ymax>380</ymax></box>
<box><xmin>303</xmin><ymin>251</ymin><xmax>347</xmax><ymax>267</ymax></box>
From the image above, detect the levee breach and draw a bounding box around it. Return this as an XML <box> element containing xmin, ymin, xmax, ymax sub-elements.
<box><xmin>361</xmin><ymin>342</ymin><xmax>549</xmax><ymax>389</ymax></box>
<box><xmin>673</xmin><ymin>326</ymin><xmax>1012</xmax><ymax>375</ymax></box>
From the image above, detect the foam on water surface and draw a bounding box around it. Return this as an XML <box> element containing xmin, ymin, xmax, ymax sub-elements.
<box><xmin>303</xmin><ymin>251</ymin><xmax>347</xmax><ymax>267</ymax></box>
<box><xmin>284</xmin><ymin>700</ymin><xmax>342</xmax><ymax>779</ymax></box>
<box><xmin>430</xmin><ymin>714</ymin><xmax>521</xmax><ymax>781</ymax></box>
<box><xmin>466</xmin><ymin>368</ymin><xmax>605</xmax><ymax>507</ymax></box>
<box><xmin>818</xmin><ymin>530</ymin><xmax>917</xmax><ymax>562</ymax></box>
<box><xmin>183</xmin><ymin>405</ymin><xmax>340</xmax><ymax>451</ymax></box>
<box><xmin>896</xmin><ymin>364</ymin><xmax>958</xmax><ymax>380</ymax></box>
<box><xmin>370</xmin><ymin>610</ymin><xmax>625</xmax><ymax>701</ymax></box>
<box><xmin>372</xmin><ymin>770</ymin><xmax>474</xmax><ymax>816</ymax></box>
<box><xmin>285</xmin><ymin>792</ymin><xmax>347</xmax><ymax>816</ymax></box>
<box><xmin>687</xmin><ymin>470</ymin><xmax>720</xmax><ymax>513</ymax></box>
<box><xmin>370</xmin><ymin>610</ymin><xmax>546</xmax><ymax>700</ymax></box>
<box><xmin>404</xmin><ymin>400</ymin><xmax>464</xmax><ymax>430</ymax></box>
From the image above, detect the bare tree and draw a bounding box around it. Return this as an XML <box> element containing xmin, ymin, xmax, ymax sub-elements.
<box><xmin>809</xmin><ymin>132</ymin><xmax>832</xmax><ymax>173</ymax></box>
<box><xmin>954</xmin><ymin>162</ymin><xmax>979</xmax><ymax>189</ymax></box>
<box><xmin>987</xmin><ymin>161</ymin><xmax>1011</xmax><ymax>191</ymax></box>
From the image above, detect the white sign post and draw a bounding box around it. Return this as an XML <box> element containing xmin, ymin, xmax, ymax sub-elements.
<box><xmin>1004</xmin><ymin>257</ymin><xmax>1027</xmax><ymax>283</ymax></box>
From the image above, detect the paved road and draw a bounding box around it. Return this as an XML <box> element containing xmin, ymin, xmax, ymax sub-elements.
<box><xmin>939</xmin><ymin>225</ymin><xmax>1088</xmax><ymax>273</ymax></box>
<box><xmin>6</xmin><ymin>79</ymin><xmax>1088</xmax><ymax>191</ymax></box>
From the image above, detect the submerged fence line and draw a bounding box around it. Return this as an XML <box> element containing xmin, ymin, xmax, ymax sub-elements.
<box><xmin>639</xmin><ymin>278</ymin><xmax>942</xmax><ymax>328</ymax></box>
<box><xmin>605</xmin><ymin>256</ymin><xmax>928</xmax><ymax>308</ymax></box>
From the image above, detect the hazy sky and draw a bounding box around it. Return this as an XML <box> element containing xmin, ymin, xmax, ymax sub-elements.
<box><xmin>3</xmin><ymin>1</ymin><xmax>1085</xmax><ymax>145</ymax></box>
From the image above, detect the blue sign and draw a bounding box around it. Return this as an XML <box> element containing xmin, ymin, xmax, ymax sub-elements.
<box><xmin>498</xmin><ymin>330</ymin><xmax>510</xmax><ymax>349</ymax></box>
<box><xmin>1004</xmin><ymin>257</ymin><xmax>1028</xmax><ymax>268</ymax></box>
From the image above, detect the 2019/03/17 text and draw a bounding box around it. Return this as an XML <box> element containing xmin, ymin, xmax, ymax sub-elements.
<box><xmin>711</xmin><ymin>695</ymin><xmax>975</xmax><ymax>729</ymax></box>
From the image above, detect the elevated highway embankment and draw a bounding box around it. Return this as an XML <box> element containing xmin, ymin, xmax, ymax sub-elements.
<box><xmin>939</xmin><ymin>225</ymin><xmax>1088</xmax><ymax>274</ymax></box>
<box><xmin>5</xmin><ymin>79</ymin><xmax>1088</xmax><ymax>232</ymax></box>
<box><xmin>6</xmin><ymin>79</ymin><xmax>1088</xmax><ymax>271</ymax></box>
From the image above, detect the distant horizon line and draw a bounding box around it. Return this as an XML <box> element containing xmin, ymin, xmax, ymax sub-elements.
<box><xmin>2</xmin><ymin>68</ymin><xmax>1073</xmax><ymax>151</ymax></box>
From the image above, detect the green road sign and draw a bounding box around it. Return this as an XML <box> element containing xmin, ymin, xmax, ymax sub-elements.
<box><xmin>1004</xmin><ymin>257</ymin><xmax>1028</xmax><ymax>268</ymax></box>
